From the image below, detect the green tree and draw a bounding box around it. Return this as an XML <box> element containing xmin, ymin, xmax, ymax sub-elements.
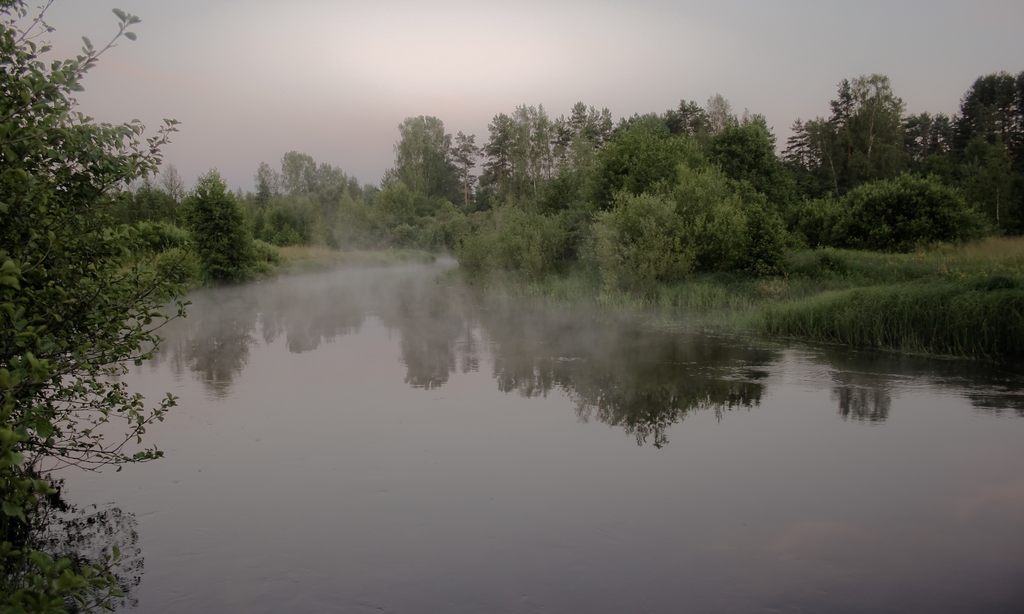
<box><xmin>552</xmin><ymin>102</ymin><xmax>613</xmax><ymax>172</ymax></box>
<box><xmin>254</xmin><ymin>161</ymin><xmax>280</xmax><ymax>202</ymax></box>
<box><xmin>111</xmin><ymin>182</ymin><xmax>180</xmax><ymax>224</ymax></box>
<box><xmin>903</xmin><ymin>112</ymin><xmax>954</xmax><ymax>175</ymax></box>
<box><xmin>280</xmin><ymin>151</ymin><xmax>318</xmax><ymax>195</ymax></box>
<box><xmin>590</xmin><ymin>116</ymin><xmax>702</xmax><ymax>209</ymax></box>
<box><xmin>1</xmin><ymin>2</ymin><xmax>183</xmax><ymax>608</ymax></box>
<box><xmin>390</xmin><ymin>116</ymin><xmax>457</xmax><ymax>200</ymax></box>
<box><xmin>451</xmin><ymin>131</ymin><xmax>478</xmax><ymax>210</ymax></box>
<box><xmin>709</xmin><ymin>118</ymin><xmax>796</xmax><ymax>210</ymax></box>
<box><xmin>841</xmin><ymin>75</ymin><xmax>906</xmax><ymax>186</ymax></box>
<box><xmin>663</xmin><ymin>99</ymin><xmax>710</xmax><ymax>139</ymax></box>
<box><xmin>786</xmin><ymin>75</ymin><xmax>906</xmax><ymax>196</ymax></box>
<box><xmin>951</xmin><ymin>73</ymin><xmax>1024</xmax><ymax>232</ymax></box>
<box><xmin>960</xmin><ymin>137</ymin><xmax>1016</xmax><ymax>229</ymax></box>
<box><xmin>480</xmin><ymin>112</ymin><xmax>514</xmax><ymax>199</ymax></box>
<box><xmin>953</xmin><ymin>72</ymin><xmax>1024</xmax><ymax>169</ymax></box>
<box><xmin>705</xmin><ymin>93</ymin><xmax>737</xmax><ymax>135</ymax></box>
<box><xmin>186</xmin><ymin>171</ymin><xmax>255</xmax><ymax>282</ymax></box>
<box><xmin>158</xmin><ymin>163</ymin><xmax>185</xmax><ymax>202</ymax></box>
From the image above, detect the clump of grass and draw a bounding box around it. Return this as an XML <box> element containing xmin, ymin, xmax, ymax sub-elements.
<box><xmin>759</xmin><ymin>281</ymin><xmax>1024</xmax><ymax>360</ymax></box>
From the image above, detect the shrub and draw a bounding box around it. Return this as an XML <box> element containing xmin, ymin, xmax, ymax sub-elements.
<box><xmin>456</xmin><ymin>207</ymin><xmax>568</xmax><ymax>280</ymax></box>
<box><xmin>788</xmin><ymin>197</ymin><xmax>843</xmax><ymax>247</ymax></box>
<box><xmin>838</xmin><ymin>174</ymin><xmax>984</xmax><ymax>252</ymax></box>
<box><xmin>671</xmin><ymin>165</ymin><xmax>747</xmax><ymax>272</ymax></box>
<box><xmin>590</xmin><ymin>193</ymin><xmax>694</xmax><ymax>293</ymax></box>
<box><xmin>129</xmin><ymin>220</ymin><xmax>191</xmax><ymax>253</ymax></box>
<box><xmin>740</xmin><ymin>203</ymin><xmax>789</xmax><ymax>277</ymax></box>
<box><xmin>153</xmin><ymin>247</ymin><xmax>201</xmax><ymax>286</ymax></box>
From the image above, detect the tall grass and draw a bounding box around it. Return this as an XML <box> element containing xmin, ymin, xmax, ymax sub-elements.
<box><xmin>760</xmin><ymin>280</ymin><xmax>1024</xmax><ymax>360</ymax></box>
<box><xmin>787</xmin><ymin>237</ymin><xmax>1024</xmax><ymax>285</ymax></box>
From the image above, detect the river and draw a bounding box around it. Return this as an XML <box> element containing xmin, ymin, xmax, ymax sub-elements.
<box><xmin>60</xmin><ymin>261</ymin><xmax>1024</xmax><ymax>612</ymax></box>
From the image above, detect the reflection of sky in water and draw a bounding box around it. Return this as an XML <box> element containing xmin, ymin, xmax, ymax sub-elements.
<box><xmin>73</xmin><ymin>262</ymin><xmax>1024</xmax><ymax>613</ymax></box>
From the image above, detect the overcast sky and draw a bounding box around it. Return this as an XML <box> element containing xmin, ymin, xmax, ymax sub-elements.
<box><xmin>41</xmin><ymin>0</ymin><xmax>1024</xmax><ymax>191</ymax></box>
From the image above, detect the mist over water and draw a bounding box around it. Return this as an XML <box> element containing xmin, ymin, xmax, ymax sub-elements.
<box><xmin>62</xmin><ymin>262</ymin><xmax>1024</xmax><ymax>612</ymax></box>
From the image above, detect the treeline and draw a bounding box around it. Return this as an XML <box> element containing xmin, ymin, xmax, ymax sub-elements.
<box><xmin>112</xmin><ymin>72</ymin><xmax>1023</xmax><ymax>287</ymax></box>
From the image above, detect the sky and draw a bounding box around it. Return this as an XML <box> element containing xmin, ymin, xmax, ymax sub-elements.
<box><xmin>39</xmin><ymin>0</ymin><xmax>1024</xmax><ymax>191</ymax></box>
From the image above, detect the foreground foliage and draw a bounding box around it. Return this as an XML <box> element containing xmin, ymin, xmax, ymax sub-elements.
<box><xmin>1</xmin><ymin>2</ymin><xmax>182</xmax><ymax>608</ymax></box>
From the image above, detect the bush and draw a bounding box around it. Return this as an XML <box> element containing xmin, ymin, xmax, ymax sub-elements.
<box><xmin>838</xmin><ymin>174</ymin><xmax>984</xmax><ymax>252</ymax></box>
<box><xmin>788</xmin><ymin>197</ymin><xmax>843</xmax><ymax>247</ymax></box>
<box><xmin>740</xmin><ymin>203</ymin><xmax>789</xmax><ymax>276</ymax></box>
<box><xmin>153</xmin><ymin>247</ymin><xmax>201</xmax><ymax>286</ymax></box>
<box><xmin>671</xmin><ymin>165</ymin><xmax>747</xmax><ymax>272</ymax></box>
<box><xmin>128</xmin><ymin>220</ymin><xmax>191</xmax><ymax>253</ymax></box>
<box><xmin>590</xmin><ymin>193</ymin><xmax>694</xmax><ymax>292</ymax></box>
<box><xmin>457</xmin><ymin>207</ymin><xmax>568</xmax><ymax>280</ymax></box>
<box><xmin>587</xmin><ymin>164</ymin><xmax>784</xmax><ymax>290</ymax></box>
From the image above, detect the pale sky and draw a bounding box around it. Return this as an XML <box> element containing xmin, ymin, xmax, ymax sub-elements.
<box><xmin>42</xmin><ymin>0</ymin><xmax>1024</xmax><ymax>191</ymax></box>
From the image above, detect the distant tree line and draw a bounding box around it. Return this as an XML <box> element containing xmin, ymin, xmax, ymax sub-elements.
<box><xmin>107</xmin><ymin>71</ymin><xmax>1022</xmax><ymax>287</ymax></box>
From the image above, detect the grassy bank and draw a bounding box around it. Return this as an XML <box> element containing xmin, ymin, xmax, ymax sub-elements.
<box><xmin>466</xmin><ymin>237</ymin><xmax>1024</xmax><ymax>361</ymax></box>
<box><xmin>273</xmin><ymin>245</ymin><xmax>437</xmax><ymax>273</ymax></box>
<box><xmin>760</xmin><ymin>281</ymin><xmax>1024</xmax><ymax>360</ymax></box>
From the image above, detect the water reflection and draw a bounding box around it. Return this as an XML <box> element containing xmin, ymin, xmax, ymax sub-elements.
<box><xmin>375</xmin><ymin>277</ymin><xmax>471</xmax><ymax>389</ymax></box>
<box><xmin>476</xmin><ymin>299</ymin><xmax>775</xmax><ymax>447</ymax></box>
<box><xmin>155</xmin><ymin>287</ymin><xmax>258</xmax><ymax>399</ymax></box>
<box><xmin>967</xmin><ymin>393</ymin><xmax>1024</xmax><ymax>417</ymax></box>
<box><xmin>151</xmin><ymin>266</ymin><xmax>779</xmax><ymax>446</ymax></box>
<box><xmin>151</xmin><ymin>263</ymin><xmax>1024</xmax><ymax>445</ymax></box>
<box><xmin>817</xmin><ymin>348</ymin><xmax>1024</xmax><ymax>422</ymax></box>
<box><xmin>2</xmin><ymin>480</ymin><xmax>142</xmax><ymax>610</ymax></box>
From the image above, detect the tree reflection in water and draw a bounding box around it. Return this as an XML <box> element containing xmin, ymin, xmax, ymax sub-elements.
<box><xmin>475</xmin><ymin>297</ymin><xmax>777</xmax><ymax>447</ymax></box>
<box><xmin>376</xmin><ymin>275</ymin><xmax>470</xmax><ymax>390</ymax></box>
<box><xmin>1</xmin><ymin>479</ymin><xmax>142</xmax><ymax>611</ymax></box>
<box><xmin>819</xmin><ymin>348</ymin><xmax>1024</xmax><ymax>423</ymax></box>
<box><xmin>831</xmin><ymin>381</ymin><xmax>892</xmax><ymax>423</ymax></box>
<box><xmin>151</xmin><ymin>264</ymin><xmax>1023</xmax><ymax>444</ymax></box>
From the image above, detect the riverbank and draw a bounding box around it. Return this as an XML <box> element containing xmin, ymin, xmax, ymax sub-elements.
<box><xmin>462</xmin><ymin>237</ymin><xmax>1024</xmax><ymax>362</ymax></box>
<box><xmin>273</xmin><ymin>245</ymin><xmax>436</xmax><ymax>273</ymax></box>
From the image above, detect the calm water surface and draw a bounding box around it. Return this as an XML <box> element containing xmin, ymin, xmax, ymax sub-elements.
<box><xmin>61</xmin><ymin>261</ymin><xmax>1024</xmax><ymax>613</ymax></box>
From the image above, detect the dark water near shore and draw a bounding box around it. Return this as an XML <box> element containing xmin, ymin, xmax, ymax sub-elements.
<box><xmin>62</xmin><ymin>261</ymin><xmax>1024</xmax><ymax>613</ymax></box>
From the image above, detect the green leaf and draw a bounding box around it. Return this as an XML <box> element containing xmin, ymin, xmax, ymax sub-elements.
<box><xmin>2</xmin><ymin>501</ymin><xmax>26</xmax><ymax>522</ymax></box>
<box><xmin>112</xmin><ymin>8</ymin><xmax>127</xmax><ymax>21</ymax></box>
<box><xmin>124</xmin><ymin>31</ymin><xmax>137</xmax><ymax>41</ymax></box>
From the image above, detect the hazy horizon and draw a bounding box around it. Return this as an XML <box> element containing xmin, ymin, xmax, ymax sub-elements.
<box><xmin>42</xmin><ymin>0</ymin><xmax>1024</xmax><ymax>191</ymax></box>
